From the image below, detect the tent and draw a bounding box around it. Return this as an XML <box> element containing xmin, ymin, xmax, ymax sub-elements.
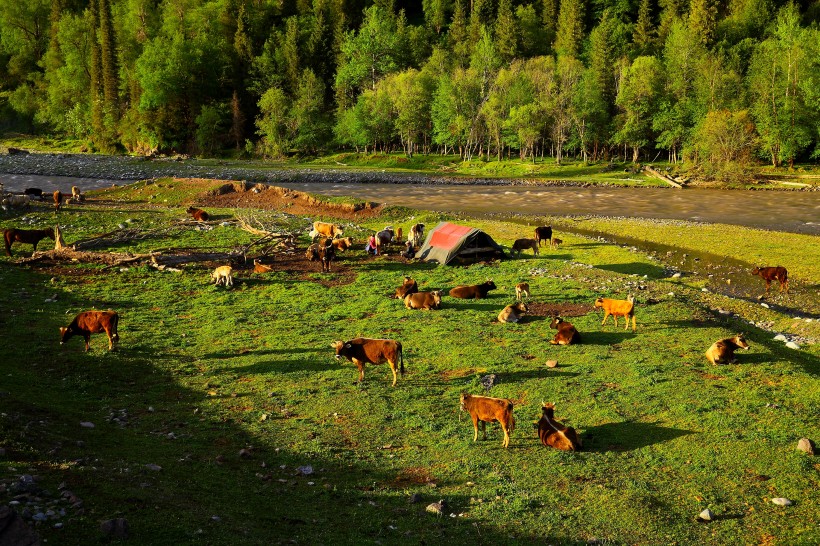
<box><xmin>415</xmin><ymin>222</ymin><xmax>506</xmax><ymax>265</ymax></box>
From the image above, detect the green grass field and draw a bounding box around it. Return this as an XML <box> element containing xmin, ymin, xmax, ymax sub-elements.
<box><xmin>0</xmin><ymin>179</ymin><xmax>817</xmax><ymax>545</ymax></box>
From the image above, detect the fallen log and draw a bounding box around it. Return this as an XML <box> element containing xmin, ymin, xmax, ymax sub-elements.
<box><xmin>644</xmin><ymin>166</ymin><xmax>683</xmax><ymax>188</ymax></box>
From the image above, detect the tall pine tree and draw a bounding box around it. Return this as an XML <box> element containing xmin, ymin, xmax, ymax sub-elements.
<box><xmin>555</xmin><ymin>0</ymin><xmax>584</xmax><ymax>58</ymax></box>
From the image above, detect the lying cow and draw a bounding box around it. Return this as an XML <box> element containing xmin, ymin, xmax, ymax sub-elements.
<box><xmin>498</xmin><ymin>302</ymin><xmax>528</xmax><ymax>323</ymax></box>
<box><xmin>751</xmin><ymin>266</ymin><xmax>788</xmax><ymax>294</ymax></box>
<box><xmin>512</xmin><ymin>238</ymin><xmax>539</xmax><ymax>256</ymax></box>
<box><xmin>534</xmin><ymin>226</ymin><xmax>552</xmax><ymax>247</ymax></box>
<box><xmin>449</xmin><ymin>280</ymin><xmax>497</xmax><ymax>300</ymax></box>
<box><xmin>332</xmin><ymin>237</ymin><xmax>354</xmax><ymax>252</ymax></box>
<box><xmin>60</xmin><ymin>310</ymin><xmax>119</xmax><ymax>352</ymax></box>
<box><xmin>705</xmin><ymin>333</ymin><xmax>750</xmax><ymax>366</ymax></box>
<box><xmin>394</xmin><ymin>276</ymin><xmax>419</xmax><ymax>299</ymax></box>
<box><xmin>459</xmin><ymin>393</ymin><xmax>515</xmax><ymax>448</ymax></box>
<box><xmin>187</xmin><ymin>206</ymin><xmax>210</xmax><ymax>221</ymax></box>
<box><xmin>515</xmin><ymin>282</ymin><xmax>530</xmax><ymax>301</ymax></box>
<box><xmin>1</xmin><ymin>194</ymin><xmax>31</xmax><ymax>209</ymax></box>
<box><xmin>310</xmin><ymin>221</ymin><xmax>343</xmax><ymax>241</ymax></box>
<box><xmin>4</xmin><ymin>227</ymin><xmax>55</xmax><ymax>256</ymax></box>
<box><xmin>24</xmin><ymin>188</ymin><xmax>44</xmax><ymax>200</ymax></box>
<box><xmin>409</xmin><ymin>223</ymin><xmax>425</xmax><ymax>247</ymax></box>
<box><xmin>549</xmin><ymin>317</ymin><xmax>580</xmax><ymax>345</ymax></box>
<box><xmin>331</xmin><ymin>338</ymin><xmax>405</xmax><ymax>386</ymax></box>
<box><xmin>404</xmin><ymin>290</ymin><xmax>443</xmax><ymax>310</ymax></box>
<box><xmin>253</xmin><ymin>258</ymin><xmax>274</xmax><ymax>273</ymax></box>
<box><xmin>212</xmin><ymin>265</ymin><xmax>233</xmax><ymax>287</ymax></box>
<box><xmin>594</xmin><ymin>295</ymin><xmax>636</xmax><ymax>332</ymax></box>
<box><xmin>537</xmin><ymin>402</ymin><xmax>581</xmax><ymax>451</ymax></box>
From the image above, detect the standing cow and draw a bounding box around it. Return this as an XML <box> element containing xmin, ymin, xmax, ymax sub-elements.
<box><xmin>331</xmin><ymin>338</ymin><xmax>405</xmax><ymax>386</ymax></box>
<box><xmin>459</xmin><ymin>393</ymin><xmax>515</xmax><ymax>448</ymax></box>
<box><xmin>60</xmin><ymin>311</ymin><xmax>120</xmax><ymax>352</ymax></box>
<box><xmin>534</xmin><ymin>226</ymin><xmax>552</xmax><ymax>247</ymax></box>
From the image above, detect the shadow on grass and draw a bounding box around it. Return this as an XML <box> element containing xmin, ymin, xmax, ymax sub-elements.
<box><xmin>203</xmin><ymin>347</ymin><xmax>325</xmax><ymax>360</ymax></box>
<box><xmin>494</xmin><ymin>369</ymin><xmax>581</xmax><ymax>382</ymax></box>
<box><xmin>582</xmin><ymin>421</ymin><xmax>694</xmax><ymax>452</ymax></box>
<box><xmin>578</xmin><ymin>331</ymin><xmax>637</xmax><ymax>345</ymax></box>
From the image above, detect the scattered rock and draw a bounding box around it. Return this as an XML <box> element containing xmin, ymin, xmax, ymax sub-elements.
<box><xmin>79</xmin><ymin>422</ymin><xmax>95</xmax><ymax>428</ymax></box>
<box><xmin>100</xmin><ymin>518</ymin><xmax>129</xmax><ymax>538</ymax></box>
<box><xmin>771</xmin><ymin>498</ymin><xmax>792</xmax><ymax>506</ymax></box>
<box><xmin>546</xmin><ymin>360</ymin><xmax>558</xmax><ymax>368</ymax></box>
<box><xmin>797</xmin><ymin>438</ymin><xmax>815</xmax><ymax>455</ymax></box>
<box><xmin>239</xmin><ymin>448</ymin><xmax>252</xmax><ymax>458</ymax></box>
<box><xmin>697</xmin><ymin>508</ymin><xmax>713</xmax><ymax>522</ymax></box>
<box><xmin>145</xmin><ymin>463</ymin><xmax>162</xmax><ymax>471</ymax></box>
<box><xmin>785</xmin><ymin>341</ymin><xmax>800</xmax><ymax>350</ymax></box>
<box><xmin>773</xmin><ymin>334</ymin><xmax>787</xmax><ymax>342</ymax></box>
<box><xmin>760</xmin><ymin>302</ymin><xmax>770</xmax><ymax>308</ymax></box>
<box><xmin>479</xmin><ymin>374</ymin><xmax>497</xmax><ymax>392</ymax></box>
<box><xmin>296</xmin><ymin>465</ymin><xmax>313</xmax><ymax>476</ymax></box>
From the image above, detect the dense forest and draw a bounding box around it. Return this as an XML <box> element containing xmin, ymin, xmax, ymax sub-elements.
<box><xmin>2</xmin><ymin>0</ymin><xmax>820</xmax><ymax>167</ymax></box>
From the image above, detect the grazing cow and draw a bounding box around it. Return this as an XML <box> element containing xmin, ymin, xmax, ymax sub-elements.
<box><xmin>310</xmin><ymin>221</ymin><xmax>343</xmax><ymax>241</ymax></box>
<box><xmin>374</xmin><ymin>227</ymin><xmax>395</xmax><ymax>254</ymax></box>
<box><xmin>60</xmin><ymin>310</ymin><xmax>119</xmax><ymax>352</ymax></box>
<box><xmin>512</xmin><ymin>238</ymin><xmax>539</xmax><ymax>256</ymax></box>
<box><xmin>395</xmin><ymin>227</ymin><xmax>403</xmax><ymax>243</ymax></box>
<box><xmin>534</xmin><ymin>226</ymin><xmax>553</xmax><ymax>247</ymax></box>
<box><xmin>459</xmin><ymin>393</ymin><xmax>515</xmax><ymax>448</ymax></box>
<box><xmin>331</xmin><ymin>237</ymin><xmax>354</xmax><ymax>252</ymax></box>
<box><xmin>187</xmin><ymin>206</ymin><xmax>210</xmax><ymax>221</ymax></box>
<box><xmin>331</xmin><ymin>338</ymin><xmax>405</xmax><ymax>386</ymax></box>
<box><xmin>705</xmin><ymin>334</ymin><xmax>750</xmax><ymax>366</ymax></box>
<box><xmin>404</xmin><ymin>290</ymin><xmax>443</xmax><ymax>310</ymax></box>
<box><xmin>53</xmin><ymin>190</ymin><xmax>63</xmax><ymax>211</ymax></box>
<box><xmin>549</xmin><ymin>317</ymin><xmax>580</xmax><ymax>345</ymax></box>
<box><xmin>211</xmin><ymin>265</ymin><xmax>233</xmax><ymax>287</ymax></box>
<box><xmin>3</xmin><ymin>227</ymin><xmax>55</xmax><ymax>256</ymax></box>
<box><xmin>537</xmin><ymin>402</ymin><xmax>581</xmax><ymax>451</ymax></box>
<box><xmin>550</xmin><ymin>238</ymin><xmax>563</xmax><ymax>250</ymax></box>
<box><xmin>498</xmin><ymin>302</ymin><xmax>528</xmax><ymax>323</ymax></box>
<box><xmin>394</xmin><ymin>276</ymin><xmax>419</xmax><ymax>299</ymax></box>
<box><xmin>594</xmin><ymin>296</ymin><xmax>636</xmax><ymax>332</ymax></box>
<box><xmin>751</xmin><ymin>266</ymin><xmax>788</xmax><ymax>294</ymax></box>
<box><xmin>23</xmin><ymin>188</ymin><xmax>44</xmax><ymax>200</ymax></box>
<box><xmin>449</xmin><ymin>280</ymin><xmax>497</xmax><ymax>300</ymax></box>
<box><xmin>515</xmin><ymin>282</ymin><xmax>530</xmax><ymax>301</ymax></box>
<box><xmin>409</xmin><ymin>223</ymin><xmax>425</xmax><ymax>247</ymax></box>
<box><xmin>318</xmin><ymin>238</ymin><xmax>335</xmax><ymax>272</ymax></box>
<box><xmin>253</xmin><ymin>258</ymin><xmax>274</xmax><ymax>273</ymax></box>
<box><xmin>1</xmin><ymin>194</ymin><xmax>31</xmax><ymax>208</ymax></box>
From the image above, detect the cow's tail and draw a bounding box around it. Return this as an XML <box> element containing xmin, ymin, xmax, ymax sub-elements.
<box><xmin>507</xmin><ymin>402</ymin><xmax>515</xmax><ymax>433</ymax></box>
<box><xmin>112</xmin><ymin>312</ymin><xmax>120</xmax><ymax>341</ymax></box>
<box><xmin>399</xmin><ymin>344</ymin><xmax>405</xmax><ymax>377</ymax></box>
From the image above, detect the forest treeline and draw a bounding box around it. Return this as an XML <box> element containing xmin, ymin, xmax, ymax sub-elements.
<box><xmin>2</xmin><ymin>0</ymin><xmax>820</xmax><ymax>169</ymax></box>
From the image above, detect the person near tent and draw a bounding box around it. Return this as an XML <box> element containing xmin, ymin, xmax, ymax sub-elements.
<box><xmin>401</xmin><ymin>239</ymin><xmax>415</xmax><ymax>259</ymax></box>
<box><xmin>365</xmin><ymin>233</ymin><xmax>378</xmax><ymax>255</ymax></box>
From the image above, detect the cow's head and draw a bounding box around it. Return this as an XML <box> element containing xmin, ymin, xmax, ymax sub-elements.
<box><xmin>515</xmin><ymin>302</ymin><xmax>528</xmax><ymax>313</ymax></box>
<box><xmin>594</xmin><ymin>297</ymin><xmax>605</xmax><ymax>308</ymax></box>
<box><xmin>331</xmin><ymin>340</ymin><xmax>349</xmax><ymax>359</ymax></box>
<box><xmin>485</xmin><ymin>280</ymin><xmax>496</xmax><ymax>290</ymax></box>
<box><xmin>431</xmin><ymin>290</ymin><xmax>443</xmax><ymax>304</ymax></box>
<box><xmin>733</xmin><ymin>333</ymin><xmax>751</xmax><ymax>350</ymax></box>
<box><xmin>549</xmin><ymin>317</ymin><xmax>563</xmax><ymax>329</ymax></box>
<box><xmin>459</xmin><ymin>392</ymin><xmax>470</xmax><ymax>411</ymax></box>
<box><xmin>751</xmin><ymin>266</ymin><xmax>760</xmax><ymax>275</ymax></box>
<box><xmin>541</xmin><ymin>402</ymin><xmax>556</xmax><ymax>419</ymax></box>
<box><xmin>59</xmin><ymin>326</ymin><xmax>72</xmax><ymax>344</ymax></box>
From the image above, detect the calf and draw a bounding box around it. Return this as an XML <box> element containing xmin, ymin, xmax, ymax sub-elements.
<box><xmin>404</xmin><ymin>290</ymin><xmax>443</xmax><ymax>310</ymax></box>
<box><xmin>394</xmin><ymin>276</ymin><xmax>419</xmax><ymax>299</ymax></box>
<box><xmin>53</xmin><ymin>190</ymin><xmax>63</xmax><ymax>211</ymax></box>
<box><xmin>4</xmin><ymin>227</ymin><xmax>55</xmax><ymax>256</ymax></box>
<box><xmin>409</xmin><ymin>223</ymin><xmax>425</xmax><ymax>247</ymax></box>
<box><xmin>550</xmin><ymin>237</ymin><xmax>563</xmax><ymax>250</ymax></box>
<box><xmin>211</xmin><ymin>265</ymin><xmax>233</xmax><ymax>287</ymax></box>
<box><xmin>331</xmin><ymin>338</ymin><xmax>405</xmax><ymax>386</ymax></box>
<box><xmin>23</xmin><ymin>188</ymin><xmax>44</xmax><ymax>200</ymax></box>
<box><xmin>498</xmin><ymin>302</ymin><xmax>528</xmax><ymax>323</ymax></box>
<box><xmin>253</xmin><ymin>258</ymin><xmax>274</xmax><ymax>273</ymax></box>
<box><xmin>459</xmin><ymin>393</ymin><xmax>515</xmax><ymax>448</ymax></box>
<box><xmin>60</xmin><ymin>310</ymin><xmax>119</xmax><ymax>352</ymax></box>
<box><xmin>310</xmin><ymin>221</ymin><xmax>343</xmax><ymax>240</ymax></box>
<box><xmin>534</xmin><ymin>226</ymin><xmax>552</xmax><ymax>247</ymax></box>
<box><xmin>449</xmin><ymin>280</ymin><xmax>497</xmax><ymax>300</ymax></box>
<box><xmin>537</xmin><ymin>402</ymin><xmax>581</xmax><ymax>451</ymax></box>
<box><xmin>71</xmin><ymin>185</ymin><xmax>82</xmax><ymax>199</ymax></box>
<box><xmin>515</xmin><ymin>282</ymin><xmax>530</xmax><ymax>301</ymax></box>
<box><xmin>187</xmin><ymin>206</ymin><xmax>210</xmax><ymax>221</ymax></box>
<box><xmin>512</xmin><ymin>238</ymin><xmax>539</xmax><ymax>256</ymax></box>
<box><xmin>331</xmin><ymin>237</ymin><xmax>354</xmax><ymax>252</ymax></box>
<box><xmin>751</xmin><ymin>266</ymin><xmax>788</xmax><ymax>294</ymax></box>
<box><xmin>318</xmin><ymin>239</ymin><xmax>335</xmax><ymax>272</ymax></box>
<box><xmin>705</xmin><ymin>334</ymin><xmax>750</xmax><ymax>366</ymax></box>
<box><xmin>549</xmin><ymin>317</ymin><xmax>580</xmax><ymax>345</ymax></box>
<box><xmin>594</xmin><ymin>296</ymin><xmax>636</xmax><ymax>332</ymax></box>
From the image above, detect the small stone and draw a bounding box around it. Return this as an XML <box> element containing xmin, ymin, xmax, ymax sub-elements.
<box><xmin>797</xmin><ymin>438</ymin><xmax>815</xmax><ymax>455</ymax></box>
<box><xmin>79</xmin><ymin>422</ymin><xmax>94</xmax><ymax>428</ymax></box>
<box><xmin>771</xmin><ymin>498</ymin><xmax>792</xmax><ymax>506</ymax></box>
<box><xmin>785</xmin><ymin>341</ymin><xmax>800</xmax><ymax>350</ymax></box>
<box><xmin>701</xmin><ymin>287</ymin><xmax>709</xmax><ymax>292</ymax></box>
<box><xmin>697</xmin><ymin>508</ymin><xmax>713</xmax><ymax>521</ymax></box>
<box><xmin>671</xmin><ymin>273</ymin><xmax>682</xmax><ymax>278</ymax></box>
<box><xmin>760</xmin><ymin>302</ymin><xmax>770</xmax><ymax>308</ymax></box>
<box><xmin>546</xmin><ymin>360</ymin><xmax>558</xmax><ymax>368</ymax></box>
<box><xmin>773</xmin><ymin>334</ymin><xmax>787</xmax><ymax>342</ymax></box>
<box><xmin>145</xmin><ymin>463</ymin><xmax>162</xmax><ymax>471</ymax></box>
<box><xmin>53</xmin><ymin>522</ymin><xmax>63</xmax><ymax>529</ymax></box>
<box><xmin>296</xmin><ymin>465</ymin><xmax>313</xmax><ymax>476</ymax></box>
<box><xmin>239</xmin><ymin>449</ymin><xmax>252</xmax><ymax>458</ymax></box>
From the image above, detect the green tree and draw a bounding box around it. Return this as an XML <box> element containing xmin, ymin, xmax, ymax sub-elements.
<box><xmin>423</xmin><ymin>0</ymin><xmax>449</xmax><ymax>34</ymax></box>
<box><xmin>555</xmin><ymin>0</ymin><xmax>584</xmax><ymax>58</ymax></box>
<box><xmin>256</xmin><ymin>86</ymin><xmax>291</xmax><ymax>158</ymax></box>
<box><xmin>688</xmin><ymin>0</ymin><xmax>717</xmax><ymax>46</ymax></box>
<box><xmin>552</xmin><ymin>55</ymin><xmax>583</xmax><ymax>164</ymax></box>
<box><xmin>383</xmin><ymin>68</ymin><xmax>435</xmax><ymax>156</ymax></box>
<box><xmin>692</xmin><ymin>109</ymin><xmax>757</xmax><ymax>166</ymax></box>
<box><xmin>494</xmin><ymin>0</ymin><xmax>519</xmax><ymax>63</ymax></box>
<box><xmin>195</xmin><ymin>103</ymin><xmax>226</xmax><ymax>155</ymax></box>
<box><xmin>516</xmin><ymin>4</ymin><xmax>545</xmax><ymax>58</ymax></box>
<box><xmin>449</xmin><ymin>0</ymin><xmax>470</xmax><ymax>66</ymax></box>
<box><xmin>632</xmin><ymin>0</ymin><xmax>654</xmax><ymax>55</ymax></box>
<box><xmin>292</xmin><ymin>68</ymin><xmax>330</xmax><ymax>154</ymax></box>
<box><xmin>614</xmin><ymin>55</ymin><xmax>664</xmax><ymax>162</ymax></box>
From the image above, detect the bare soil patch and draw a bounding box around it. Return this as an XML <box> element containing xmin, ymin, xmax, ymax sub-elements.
<box><xmin>527</xmin><ymin>302</ymin><xmax>595</xmax><ymax>317</ymax></box>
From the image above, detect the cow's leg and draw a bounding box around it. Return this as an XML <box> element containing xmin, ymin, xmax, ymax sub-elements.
<box><xmin>601</xmin><ymin>312</ymin><xmax>610</xmax><ymax>327</ymax></box>
<box><xmin>388</xmin><ymin>359</ymin><xmax>398</xmax><ymax>387</ymax></box>
<box><xmin>83</xmin><ymin>334</ymin><xmax>91</xmax><ymax>352</ymax></box>
<box><xmin>471</xmin><ymin>415</ymin><xmax>479</xmax><ymax>442</ymax></box>
<box><xmin>106</xmin><ymin>328</ymin><xmax>114</xmax><ymax>351</ymax></box>
<box><xmin>765</xmin><ymin>280</ymin><xmax>771</xmax><ymax>294</ymax></box>
<box><xmin>612</xmin><ymin>315</ymin><xmax>619</xmax><ymax>328</ymax></box>
<box><xmin>480</xmin><ymin>421</ymin><xmax>487</xmax><ymax>440</ymax></box>
<box><xmin>502</xmin><ymin>424</ymin><xmax>510</xmax><ymax>448</ymax></box>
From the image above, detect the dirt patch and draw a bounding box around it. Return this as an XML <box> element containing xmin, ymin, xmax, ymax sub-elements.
<box><xmin>387</xmin><ymin>466</ymin><xmax>435</xmax><ymax>488</ymax></box>
<box><xmin>439</xmin><ymin>368</ymin><xmax>486</xmax><ymax>381</ymax></box>
<box><xmin>527</xmin><ymin>302</ymin><xmax>595</xmax><ymax>318</ymax></box>
<box><xmin>243</xmin><ymin>249</ymin><xmax>357</xmax><ymax>288</ymax></box>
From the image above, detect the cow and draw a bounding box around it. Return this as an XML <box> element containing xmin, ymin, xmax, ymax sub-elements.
<box><xmin>309</xmin><ymin>221</ymin><xmax>343</xmax><ymax>241</ymax></box>
<box><xmin>549</xmin><ymin>317</ymin><xmax>580</xmax><ymax>345</ymax></box>
<box><xmin>404</xmin><ymin>290</ymin><xmax>443</xmax><ymax>310</ymax></box>
<box><xmin>594</xmin><ymin>295</ymin><xmax>636</xmax><ymax>332</ymax></box>
<box><xmin>318</xmin><ymin>238</ymin><xmax>335</xmax><ymax>272</ymax></box>
<box><xmin>211</xmin><ymin>265</ymin><xmax>233</xmax><ymax>287</ymax></box>
<box><xmin>60</xmin><ymin>310</ymin><xmax>119</xmax><ymax>352</ymax></box>
<box><xmin>71</xmin><ymin>185</ymin><xmax>82</xmax><ymax>199</ymax></box>
<box><xmin>53</xmin><ymin>190</ymin><xmax>63</xmax><ymax>211</ymax></box>
<box><xmin>515</xmin><ymin>282</ymin><xmax>530</xmax><ymax>301</ymax></box>
<box><xmin>751</xmin><ymin>266</ymin><xmax>788</xmax><ymax>294</ymax></box>
<box><xmin>374</xmin><ymin>227</ymin><xmax>395</xmax><ymax>254</ymax></box>
<box><xmin>331</xmin><ymin>237</ymin><xmax>354</xmax><ymax>252</ymax></box>
<box><xmin>534</xmin><ymin>226</ymin><xmax>552</xmax><ymax>247</ymax></box>
<box><xmin>449</xmin><ymin>280</ymin><xmax>497</xmax><ymax>300</ymax></box>
<box><xmin>253</xmin><ymin>258</ymin><xmax>274</xmax><ymax>273</ymax></box>
<box><xmin>1</xmin><ymin>194</ymin><xmax>31</xmax><ymax>208</ymax></box>
<box><xmin>394</xmin><ymin>276</ymin><xmax>419</xmax><ymax>299</ymax></box>
<box><xmin>705</xmin><ymin>334</ymin><xmax>750</xmax><ymax>366</ymax></box>
<box><xmin>306</xmin><ymin>243</ymin><xmax>320</xmax><ymax>261</ymax></box>
<box><xmin>537</xmin><ymin>402</ymin><xmax>581</xmax><ymax>451</ymax></box>
<box><xmin>3</xmin><ymin>227</ymin><xmax>55</xmax><ymax>256</ymax></box>
<box><xmin>409</xmin><ymin>223</ymin><xmax>425</xmax><ymax>247</ymax></box>
<box><xmin>395</xmin><ymin>227</ymin><xmax>403</xmax><ymax>243</ymax></box>
<box><xmin>512</xmin><ymin>238</ymin><xmax>539</xmax><ymax>256</ymax></box>
<box><xmin>498</xmin><ymin>302</ymin><xmax>528</xmax><ymax>323</ymax></box>
<box><xmin>186</xmin><ymin>206</ymin><xmax>210</xmax><ymax>221</ymax></box>
<box><xmin>23</xmin><ymin>188</ymin><xmax>44</xmax><ymax>200</ymax></box>
<box><xmin>459</xmin><ymin>393</ymin><xmax>515</xmax><ymax>448</ymax></box>
<box><xmin>550</xmin><ymin>237</ymin><xmax>563</xmax><ymax>250</ymax></box>
<box><xmin>331</xmin><ymin>338</ymin><xmax>405</xmax><ymax>387</ymax></box>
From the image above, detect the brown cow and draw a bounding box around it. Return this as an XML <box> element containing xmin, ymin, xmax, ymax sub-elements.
<box><xmin>459</xmin><ymin>393</ymin><xmax>515</xmax><ymax>448</ymax></box>
<box><xmin>515</xmin><ymin>282</ymin><xmax>530</xmax><ymax>301</ymax></box>
<box><xmin>538</xmin><ymin>402</ymin><xmax>581</xmax><ymax>451</ymax></box>
<box><xmin>60</xmin><ymin>310</ymin><xmax>119</xmax><ymax>352</ymax></box>
<box><xmin>498</xmin><ymin>301</ymin><xmax>528</xmax><ymax>323</ymax></box>
<box><xmin>594</xmin><ymin>296</ymin><xmax>636</xmax><ymax>332</ymax></box>
<box><xmin>404</xmin><ymin>290</ymin><xmax>443</xmax><ymax>310</ymax></box>
<box><xmin>449</xmin><ymin>280</ymin><xmax>497</xmax><ymax>300</ymax></box>
<box><xmin>512</xmin><ymin>238</ymin><xmax>539</xmax><ymax>256</ymax></box>
<box><xmin>550</xmin><ymin>237</ymin><xmax>563</xmax><ymax>250</ymax></box>
<box><xmin>331</xmin><ymin>237</ymin><xmax>354</xmax><ymax>252</ymax></box>
<box><xmin>305</xmin><ymin>243</ymin><xmax>319</xmax><ymax>261</ymax></box>
<box><xmin>53</xmin><ymin>190</ymin><xmax>63</xmax><ymax>211</ymax></box>
<box><xmin>394</xmin><ymin>276</ymin><xmax>419</xmax><ymax>299</ymax></box>
<box><xmin>549</xmin><ymin>317</ymin><xmax>580</xmax><ymax>345</ymax></box>
<box><xmin>331</xmin><ymin>338</ymin><xmax>405</xmax><ymax>386</ymax></box>
<box><xmin>253</xmin><ymin>258</ymin><xmax>274</xmax><ymax>273</ymax></box>
<box><xmin>310</xmin><ymin>221</ymin><xmax>343</xmax><ymax>240</ymax></box>
<box><xmin>705</xmin><ymin>334</ymin><xmax>750</xmax><ymax>366</ymax></box>
<box><xmin>4</xmin><ymin>227</ymin><xmax>55</xmax><ymax>256</ymax></box>
<box><xmin>186</xmin><ymin>206</ymin><xmax>210</xmax><ymax>221</ymax></box>
<box><xmin>751</xmin><ymin>266</ymin><xmax>789</xmax><ymax>294</ymax></box>
<box><xmin>318</xmin><ymin>238</ymin><xmax>335</xmax><ymax>272</ymax></box>
<box><xmin>534</xmin><ymin>226</ymin><xmax>552</xmax><ymax>247</ymax></box>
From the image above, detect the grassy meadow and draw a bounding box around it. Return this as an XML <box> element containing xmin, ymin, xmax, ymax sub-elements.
<box><xmin>0</xmin><ymin>179</ymin><xmax>818</xmax><ymax>545</ymax></box>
